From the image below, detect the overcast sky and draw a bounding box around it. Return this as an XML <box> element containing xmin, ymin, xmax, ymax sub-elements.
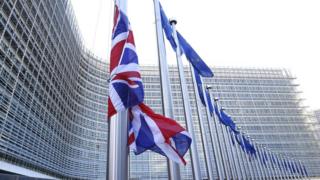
<box><xmin>70</xmin><ymin>0</ymin><xmax>320</xmax><ymax>111</ymax></box>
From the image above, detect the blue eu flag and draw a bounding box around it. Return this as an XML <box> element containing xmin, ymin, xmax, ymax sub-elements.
<box><xmin>193</xmin><ymin>67</ymin><xmax>206</xmax><ymax>106</ymax></box>
<box><xmin>159</xmin><ymin>3</ymin><xmax>214</xmax><ymax>77</ymax></box>
<box><xmin>205</xmin><ymin>89</ymin><xmax>214</xmax><ymax>116</ymax></box>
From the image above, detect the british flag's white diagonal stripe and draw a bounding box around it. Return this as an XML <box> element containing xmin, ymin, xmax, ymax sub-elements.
<box><xmin>131</xmin><ymin>107</ymin><xmax>142</xmax><ymax>135</ymax></box>
<box><xmin>109</xmin><ymin>85</ymin><xmax>126</xmax><ymax>111</ymax></box>
<box><xmin>111</xmin><ymin>25</ymin><xmax>133</xmax><ymax>46</ymax></box>
<box><xmin>111</xmin><ymin>32</ymin><xmax>129</xmax><ymax>48</ymax></box>
<box><xmin>124</xmin><ymin>43</ymin><xmax>136</xmax><ymax>52</ymax></box>
<box><xmin>129</xmin><ymin>128</ymin><xmax>136</xmax><ymax>151</ymax></box>
<box><xmin>127</xmin><ymin>77</ymin><xmax>142</xmax><ymax>81</ymax></box>
<box><xmin>110</xmin><ymin>63</ymin><xmax>140</xmax><ymax>78</ymax></box>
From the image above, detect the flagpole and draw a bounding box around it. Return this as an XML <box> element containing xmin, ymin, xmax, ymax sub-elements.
<box><xmin>290</xmin><ymin>159</ymin><xmax>296</xmax><ymax>179</ymax></box>
<box><xmin>282</xmin><ymin>155</ymin><xmax>291</xmax><ymax>180</ymax></box>
<box><xmin>292</xmin><ymin>158</ymin><xmax>298</xmax><ymax>179</ymax></box>
<box><xmin>170</xmin><ymin>19</ymin><xmax>202</xmax><ymax>180</ymax></box>
<box><xmin>277</xmin><ymin>153</ymin><xmax>286</xmax><ymax>180</ymax></box>
<box><xmin>246</xmin><ymin>136</ymin><xmax>260</xmax><ymax>180</ymax></box>
<box><xmin>152</xmin><ymin>1</ymin><xmax>181</xmax><ymax>179</ymax></box>
<box><xmin>274</xmin><ymin>154</ymin><xmax>285</xmax><ymax>180</ymax></box>
<box><xmin>298</xmin><ymin>160</ymin><xmax>305</xmax><ymax>179</ymax></box>
<box><xmin>256</xmin><ymin>146</ymin><xmax>265</xmax><ymax>180</ymax></box>
<box><xmin>299</xmin><ymin>160</ymin><xmax>307</xmax><ymax>180</ymax></box>
<box><xmin>256</xmin><ymin>145</ymin><xmax>268</xmax><ymax>180</ymax></box>
<box><xmin>276</xmin><ymin>154</ymin><xmax>287</xmax><ymax>180</ymax></box>
<box><xmin>293</xmin><ymin>159</ymin><xmax>302</xmax><ymax>179</ymax></box>
<box><xmin>255</xmin><ymin>146</ymin><xmax>264</xmax><ymax>180</ymax></box>
<box><xmin>301</xmin><ymin>161</ymin><xmax>309</xmax><ymax>180</ymax></box>
<box><xmin>274</xmin><ymin>153</ymin><xmax>284</xmax><ymax>180</ymax></box>
<box><xmin>297</xmin><ymin>160</ymin><xmax>304</xmax><ymax>179</ymax></box>
<box><xmin>215</xmin><ymin>102</ymin><xmax>241</xmax><ymax>179</ymax></box>
<box><xmin>206</xmin><ymin>87</ymin><xmax>230</xmax><ymax>179</ymax></box>
<box><xmin>220</xmin><ymin>126</ymin><xmax>236</xmax><ymax>180</ymax></box>
<box><xmin>285</xmin><ymin>156</ymin><xmax>292</xmax><ymax>179</ymax></box>
<box><xmin>291</xmin><ymin>158</ymin><xmax>300</xmax><ymax>179</ymax></box>
<box><xmin>226</xmin><ymin>127</ymin><xmax>244</xmax><ymax>179</ymax></box>
<box><xmin>262</xmin><ymin>147</ymin><xmax>273</xmax><ymax>179</ymax></box>
<box><xmin>287</xmin><ymin>156</ymin><xmax>295</xmax><ymax>179</ymax></box>
<box><xmin>217</xmin><ymin>118</ymin><xmax>235</xmax><ymax>179</ymax></box>
<box><xmin>230</xmin><ymin>131</ymin><xmax>246</xmax><ymax>179</ymax></box>
<box><xmin>243</xmin><ymin>134</ymin><xmax>256</xmax><ymax>179</ymax></box>
<box><xmin>108</xmin><ymin>1</ymin><xmax>129</xmax><ymax>180</ymax></box>
<box><xmin>203</xmin><ymin>86</ymin><xmax>224</xmax><ymax>179</ymax></box>
<box><xmin>232</xmin><ymin>131</ymin><xmax>248</xmax><ymax>179</ymax></box>
<box><xmin>298</xmin><ymin>160</ymin><xmax>304</xmax><ymax>180</ymax></box>
<box><xmin>251</xmin><ymin>141</ymin><xmax>265</xmax><ymax>180</ymax></box>
<box><xmin>288</xmin><ymin>158</ymin><xmax>294</xmax><ymax>179</ymax></box>
<box><xmin>257</xmin><ymin>144</ymin><xmax>267</xmax><ymax>179</ymax></box>
<box><xmin>304</xmin><ymin>162</ymin><xmax>310</xmax><ymax>180</ymax></box>
<box><xmin>268</xmin><ymin>149</ymin><xmax>281</xmax><ymax>180</ymax></box>
<box><xmin>295</xmin><ymin>159</ymin><xmax>301</xmax><ymax>179</ymax></box>
<box><xmin>210</xmin><ymin>96</ymin><xmax>233</xmax><ymax>180</ymax></box>
<box><xmin>263</xmin><ymin>149</ymin><xmax>276</xmax><ymax>179</ymax></box>
<box><xmin>225</xmin><ymin>126</ymin><xmax>242</xmax><ymax>179</ymax></box>
<box><xmin>108</xmin><ymin>111</ymin><xmax>129</xmax><ymax>180</ymax></box>
<box><xmin>216</xmin><ymin>119</ymin><xmax>235</xmax><ymax>179</ymax></box>
<box><xmin>288</xmin><ymin>158</ymin><xmax>296</xmax><ymax>179</ymax></box>
<box><xmin>266</xmin><ymin>149</ymin><xmax>276</xmax><ymax>180</ymax></box>
<box><xmin>241</xmin><ymin>133</ymin><xmax>255</xmax><ymax>179</ymax></box>
<box><xmin>190</xmin><ymin>67</ymin><xmax>215</xmax><ymax>180</ymax></box>
<box><xmin>265</xmin><ymin>147</ymin><xmax>277</xmax><ymax>180</ymax></box>
<box><xmin>293</xmin><ymin>160</ymin><xmax>298</xmax><ymax>179</ymax></box>
<box><xmin>237</xmin><ymin>127</ymin><xmax>253</xmax><ymax>179</ymax></box>
<box><xmin>280</xmin><ymin>154</ymin><xmax>290</xmax><ymax>180</ymax></box>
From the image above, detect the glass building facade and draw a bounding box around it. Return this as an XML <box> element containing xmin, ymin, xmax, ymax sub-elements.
<box><xmin>0</xmin><ymin>0</ymin><xmax>107</xmax><ymax>179</ymax></box>
<box><xmin>0</xmin><ymin>0</ymin><xmax>319</xmax><ymax>179</ymax></box>
<box><xmin>313</xmin><ymin>110</ymin><xmax>320</xmax><ymax>140</ymax></box>
<box><xmin>314</xmin><ymin>110</ymin><xmax>320</xmax><ymax>123</ymax></box>
<box><xmin>133</xmin><ymin>66</ymin><xmax>320</xmax><ymax>179</ymax></box>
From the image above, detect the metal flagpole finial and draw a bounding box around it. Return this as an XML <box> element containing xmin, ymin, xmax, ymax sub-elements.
<box><xmin>206</xmin><ymin>85</ymin><xmax>213</xmax><ymax>89</ymax></box>
<box><xmin>169</xmin><ymin>18</ymin><xmax>177</xmax><ymax>25</ymax></box>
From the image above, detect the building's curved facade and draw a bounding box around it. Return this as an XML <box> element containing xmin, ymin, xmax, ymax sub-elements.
<box><xmin>0</xmin><ymin>0</ymin><xmax>108</xmax><ymax>179</ymax></box>
<box><xmin>1</xmin><ymin>0</ymin><xmax>320</xmax><ymax>180</ymax></box>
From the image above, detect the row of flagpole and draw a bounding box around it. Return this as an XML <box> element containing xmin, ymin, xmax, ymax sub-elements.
<box><xmin>164</xmin><ymin>13</ymin><xmax>310</xmax><ymax>180</ymax></box>
<box><xmin>167</xmin><ymin>18</ymin><xmax>310</xmax><ymax>180</ymax></box>
<box><xmin>168</xmin><ymin>14</ymin><xmax>310</xmax><ymax>180</ymax></box>
<box><xmin>108</xmin><ymin>0</ymin><xmax>310</xmax><ymax>180</ymax></box>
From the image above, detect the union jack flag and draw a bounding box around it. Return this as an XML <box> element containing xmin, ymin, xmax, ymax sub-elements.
<box><xmin>108</xmin><ymin>5</ymin><xmax>144</xmax><ymax>118</ymax></box>
<box><xmin>128</xmin><ymin>103</ymin><xmax>191</xmax><ymax>165</ymax></box>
